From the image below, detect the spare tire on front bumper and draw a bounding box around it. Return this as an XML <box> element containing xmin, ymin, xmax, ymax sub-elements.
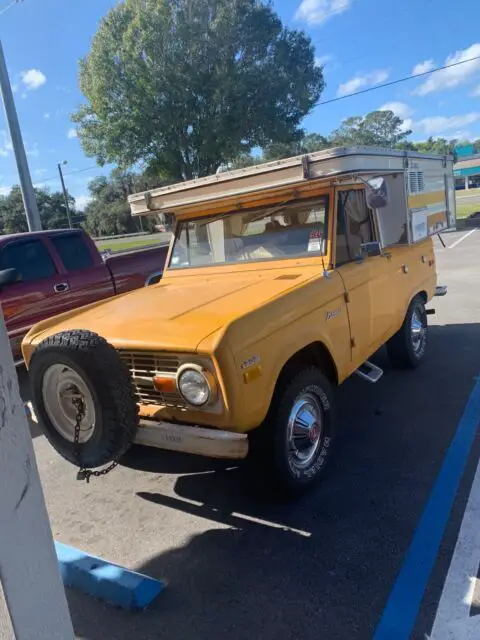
<box><xmin>29</xmin><ymin>330</ymin><xmax>138</xmax><ymax>468</ymax></box>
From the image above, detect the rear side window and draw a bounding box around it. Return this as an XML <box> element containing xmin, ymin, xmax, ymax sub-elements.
<box><xmin>51</xmin><ymin>234</ymin><xmax>94</xmax><ymax>271</ymax></box>
<box><xmin>0</xmin><ymin>240</ymin><xmax>56</xmax><ymax>281</ymax></box>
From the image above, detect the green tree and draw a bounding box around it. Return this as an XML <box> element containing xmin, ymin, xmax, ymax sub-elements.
<box><xmin>0</xmin><ymin>186</ymin><xmax>76</xmax><ymax>234</ymax></box>
<box><xmin>330</xmin><ymin>110</ymin><xmax>412</xmax><ymax>148</ymax></box>
<box><xmin>72</xmin><ymin>0</ymin><xmax>324</xmax><ymax>181</ymax></box>
<box><xmin>83</xmin><ymin>169</ymin><xmax>165</xmax><ymax>237</ymax></box>
<box><xmin>263</xmin><ymin>132</ymin><xmax>330</xmax><ymax>161</ymax></box>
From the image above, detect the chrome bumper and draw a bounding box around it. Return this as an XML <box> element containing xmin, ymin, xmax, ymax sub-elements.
<box><xmin>135</xmin><ymin>419</ymin><xmax>249</xmax><ymax>459</ymax></box>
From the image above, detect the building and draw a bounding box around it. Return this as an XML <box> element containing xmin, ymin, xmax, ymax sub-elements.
<box><xmin>454</xmin><ymin>153</ymin><xmax>480</xmax><ymax>190</ymax></box>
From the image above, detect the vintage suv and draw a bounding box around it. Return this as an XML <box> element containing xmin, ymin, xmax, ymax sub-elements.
<box><xmin>23</xmin><ymin>147</ymin><xmax>454</xmax><ymax>496</ymax></box>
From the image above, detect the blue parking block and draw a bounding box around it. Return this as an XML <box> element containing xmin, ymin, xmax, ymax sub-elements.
<box><xmin>55</xmin><ymin>541</ymin><xmax>164</xmax><ymax>611</ymax></box>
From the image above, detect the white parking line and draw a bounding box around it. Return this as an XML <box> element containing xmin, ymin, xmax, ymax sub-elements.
<box><xmin>429</xmin><ymin>459</ymin><xmax>480</xmax><ymax>639</ymax></box>
<box><xmin>449</xmin><ymin>228</ymin><xmax>477</xmax><ymax>249</ymax></box>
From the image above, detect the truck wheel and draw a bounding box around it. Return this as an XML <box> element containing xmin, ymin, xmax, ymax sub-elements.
<box><xmin>29</xmin><ymin>330</ymin><xmax>138</xmax><ymax>468</ymax></box>
<box><xmin>386</xmin><ymin>295</ymin><xmax>428</xmax><ymax>369</ymax></box>
<box><xmin>254</xmin><ymin>367</ymin><xmax>335</xmax><ymax>497</ymax></box>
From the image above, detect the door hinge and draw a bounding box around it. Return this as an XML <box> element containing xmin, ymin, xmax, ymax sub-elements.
<box><xmin>344</xmin><ymin>291</ymin><xmax>350</xmax><ymax>303</ymax></box>
<box><xmin>350</xmin><ymin>337</ymin><xmax>356</xmax><ymax>348</ymax></box>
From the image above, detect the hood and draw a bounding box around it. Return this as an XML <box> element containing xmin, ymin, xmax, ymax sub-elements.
<box><xmin>24</xmin><ymin>267</ymin><xmax>320</xmax><ymax>357</ymax></box>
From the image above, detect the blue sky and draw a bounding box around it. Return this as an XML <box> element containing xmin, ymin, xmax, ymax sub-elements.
<box><xmin>1</xmin><ymin>0</ymin><xmax>480</xmax><ymax>208</ymax></box>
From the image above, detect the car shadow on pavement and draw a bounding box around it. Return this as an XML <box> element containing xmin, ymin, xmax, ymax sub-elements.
<box><xmin>68</xmin><ymin>322</ymin><xmax>480</xmax><ymax>640</ymax></box>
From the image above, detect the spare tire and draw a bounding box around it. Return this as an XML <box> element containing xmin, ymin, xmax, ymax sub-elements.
<box><xmin>29</xmin><ymin>330</ymin><xmax>138</xmax><ymax>468</ymax></box>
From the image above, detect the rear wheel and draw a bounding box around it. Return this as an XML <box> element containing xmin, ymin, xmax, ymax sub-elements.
<box><xmin>30</xmin><ymin>330</ymin><xmax>138</xmax><ymax>468</ymax></box>
<box><xmin>252</xmin><ymin>367</ymin><xmax>335</xmax><ymax>497</ymax></box>
<box><xmin>386</xmin><ymin>295</ymin><xmax>428</xmax><ymax>369</ymax></box>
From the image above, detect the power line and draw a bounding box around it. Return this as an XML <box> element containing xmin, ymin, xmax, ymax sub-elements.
<box><xmin>317</xmin><ymin>54</ymin><xmax>480</xmax><ymax>106</ymax></box>
<box><xmin>34</xmin><ymin>164</ymin><xmax>100</xmax><ymax>186</ymax></box>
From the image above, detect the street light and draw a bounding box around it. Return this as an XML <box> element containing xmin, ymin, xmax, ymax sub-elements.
<box><xmin>0</xmin><ymin>0</ymin><xmax>42</xmax><ymax>231</ymax></box>
<box><xmin>57</xmin><ymin>161</ymin><xmax>73</xmax><ymax>229</ymax></box>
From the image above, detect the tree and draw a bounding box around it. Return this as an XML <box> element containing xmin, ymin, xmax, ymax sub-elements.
<box><xmin>263</xmin><ymin>132</ymin><xmax>330</xmax><ymax>161</ymax></box>
<box><xmin>72</xmin><ymin>0</ymin><xmax>324</xmax><ymax>181</ymax></box>
<box><xmin>83</xmin><ymin>169</ymin><xmax>165</xmax><ymax>237</ymax></box>
<box><xmin>330</xmin><ymin>110</ymin><xmax>412</xmax><ymax>148</ymax></box>
<box><xmin>0</xmin><ymin>186</ymin><xmax>76</xmax><ymax>234</ymax></box>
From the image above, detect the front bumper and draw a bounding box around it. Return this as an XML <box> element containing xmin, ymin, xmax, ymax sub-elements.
<box><xmin>135</xmin><ymin>419</ymin><xmax>249</xmax><ymax>459</ymax></box>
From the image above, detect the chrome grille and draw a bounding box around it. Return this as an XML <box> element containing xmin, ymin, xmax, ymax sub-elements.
<box><xmin>118</xmin><ymin>350</ymin><xmax>187</xmax><ymax>408</ymax></box>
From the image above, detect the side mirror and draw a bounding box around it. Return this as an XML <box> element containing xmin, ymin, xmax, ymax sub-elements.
<box><xmin>0</xmin><ymin>268</ymin><xmax>21</xmax><ymax>287</ymax></box>
<box><xmin>361</xmin><ymin>241</ymin><xmax>382</xmax><ymax>257</ymax></box>
<box><xmin>365</xmin><ymin>176</ymin><xmax>389</xmax><ymax>209</ymax></box>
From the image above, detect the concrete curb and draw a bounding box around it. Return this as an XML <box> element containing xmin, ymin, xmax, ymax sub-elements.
<box><xmin>55</xmin><ymin>542</ymin><xmax>164</xmax><ymax>611</ymax></box>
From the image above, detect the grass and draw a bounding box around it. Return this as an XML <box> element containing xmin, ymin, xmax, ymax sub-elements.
<box><xmin>456</xmin><ymin>187</ymin><xmax>480</xmax><ymax>199</ymax></box>
<box><xmin>95</xmin><ymin>234</ymin><xmax>170</xmax><ymax>253</ymax></box>
<box><xmin>456</xmin><ymin>202</ymin><xmax>480</xmax><ymax>219</ymax></box>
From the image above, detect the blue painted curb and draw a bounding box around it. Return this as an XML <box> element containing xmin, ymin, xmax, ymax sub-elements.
<box><xmin>55</xmin><ymin>541</ymin><xmax>164</xmax><ymax>611</ymax></box>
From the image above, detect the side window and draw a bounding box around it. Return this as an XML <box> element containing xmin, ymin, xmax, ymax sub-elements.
<box><xmin>0</xmin><ymin>240</ymin><xmax>56</xmax><ymax>282</ymax></box>
<box><xmin>50</xmin><ymin>234</ymin><xmax>94</xmax><ymax>271</ymax></box>
<box><xmin>335</xmin><ymin>189</ymin><xmax>374</xmax><ymax>266</ymax></box>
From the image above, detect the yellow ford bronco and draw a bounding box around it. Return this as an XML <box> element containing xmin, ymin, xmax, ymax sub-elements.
<box><xmin>23</xmin><ymin>147</ymin><xmax>454</xmax><ymax>496</ymax></box>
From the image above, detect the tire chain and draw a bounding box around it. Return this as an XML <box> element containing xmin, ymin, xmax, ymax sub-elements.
<box><xmin>72</xmin><ymin>396</ymin><xmax>119</xmax><ymax>483</ymax></box>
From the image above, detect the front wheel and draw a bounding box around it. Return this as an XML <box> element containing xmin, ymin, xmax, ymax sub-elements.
<box><xmin>253</xmin><ymin>367</ymin><xmax>335</xmax><ymax>497</ymax></box>
<box><xmin>386</xmin><ymin>295</ymin><xmax>428</xmax><ymax>369</ymax></box>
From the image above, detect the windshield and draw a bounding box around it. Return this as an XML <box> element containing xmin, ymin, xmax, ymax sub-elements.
<box><xmin>169</xmin><ymin>196</ymin><xmax>329</xmax><ymax>269</ymax></box>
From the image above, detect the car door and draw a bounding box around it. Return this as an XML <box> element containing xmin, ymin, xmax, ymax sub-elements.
<box><xmin>334</xmin><ymin>186</ymin><xmax>397</xmax><ymax>368</ymax></box>
<box><xmin>47</xmin><ymin>232</ymin><xmax>115</xmax><ymax>309</ymax></box>
<box><xmin>0</xmin><ymin>237</ymin><xmax>72</xmax><ymax>358</ymax></box>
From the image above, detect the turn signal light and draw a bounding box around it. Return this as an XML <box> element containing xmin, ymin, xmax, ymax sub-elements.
<box><xmin>152</xmin><ymin>376</ymin><xmax>177</xmax><ymax>394</ymax></box>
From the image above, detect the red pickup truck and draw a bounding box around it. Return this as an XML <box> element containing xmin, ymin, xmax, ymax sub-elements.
<box><xmin>0</xmin><ymin>229</ymin><xmax>169</xmax><ymax>361</ymax></box>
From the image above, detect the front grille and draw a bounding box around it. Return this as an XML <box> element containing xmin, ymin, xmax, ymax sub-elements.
<box><xmin>118</xmin><ymin>350</ymin><xmax>187</xmax><ymax>409</ymax></box>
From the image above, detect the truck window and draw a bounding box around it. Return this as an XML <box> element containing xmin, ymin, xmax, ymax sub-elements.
<box><xmin>50</xmin><ymin>234</ymin><xmax>94</xmax><ymax>271</ymax></box>
<box><xmin>335</xmin><ymin>189</ymin><xmax>374</xmax><ymax>266</ymax></box>
<box><xmin>170</xmin><ymin>196</ymin><xmax>329</xmax><ymax>268</ymax></box>
<box><xmin>0</xmin><ymin>240</ymin><xmax>57</xmax><ymax>282</ymax></box>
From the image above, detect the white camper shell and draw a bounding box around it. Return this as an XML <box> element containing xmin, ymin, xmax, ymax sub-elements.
<box><xmin>128</xmin><ymin>146</ymin><xmax>456</xmax><ymax>246</ymax></box>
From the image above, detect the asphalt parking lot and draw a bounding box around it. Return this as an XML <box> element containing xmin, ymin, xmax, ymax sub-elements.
<box><xmin>2</xmin><ymin>228</ymin><xmax>480</xmax><ymax>640</ymax></box>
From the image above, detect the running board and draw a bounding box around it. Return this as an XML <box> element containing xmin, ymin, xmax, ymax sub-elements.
<box><xmin>355</xmin><ymin>361</ymin><xmax>384</xmax><ymax>384</ymax></box>
<box><xmin>435</xmin><ymin>285</ymin><xmax>447</xmax><ymax>297</ymax></box>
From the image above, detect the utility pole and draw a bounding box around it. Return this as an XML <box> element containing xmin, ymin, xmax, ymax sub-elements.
<box><xmin>0</xmin><ymin>310</ymin><xmax>74</xmax><ymax>639</ymax></box>
<box><xmin>58</xmin><ymin>162</ymin><xmax>73</xmax><ymax>229</ymax></box>
<box><xmin>0</xmin><ymin>40</ymin><xmax>42</xmax><ymax>231</ymax></box>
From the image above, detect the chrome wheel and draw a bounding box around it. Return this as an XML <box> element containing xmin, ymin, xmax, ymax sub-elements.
<box><xmin>411</xmin><ymin>307</ymin><xmax>427</xmax><ymax>354</ymax></box>
<box><xmin>42</xmin><ymin>364</ymin><xmax>96</xmax><ymax>443</ymax></box>
<box><xmin>287</xmin><ymin>392</ymin><xmax>323</xmax><ymax>470</ymax></box>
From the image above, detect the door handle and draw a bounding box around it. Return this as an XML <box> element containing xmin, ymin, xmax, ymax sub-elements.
<box><xmin>54</xmin><ymin>282</ymin><xmax>69</xmax><ymax>293</ymax></box>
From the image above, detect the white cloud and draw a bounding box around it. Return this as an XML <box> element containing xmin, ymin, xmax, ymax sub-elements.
<box><xmin>414</xmin><ymin>43</ymin><xmax>480</xmax><ymax>96</ymax></box>
<box><xmin>75</xmin><ymin>195</ymin><xmax>92</xmax><ymax>210</ymax></box>
<box><xmin>315</xmin><ymin>54</ymin><xmax>334</xmax><ymax>67</ymax></box>
<box><xmin>0</xmin><ymin>130</ymin><xmax>12</xmax><ymax>156</ymax></box>
<box><xmin>20</xmin><ymin>69</ymin><xmax>47</xmax><ymax>91</ymax></box>
<box><xmin>295</xmin><ymin>0</ymin><xmax>351</xmax><ymax>26</ymax></box>
<box><xmin>472</xmin><ymin>85</ymin><xmax>480</xmax><ymax>97</ymax></box>
<box><xmin>11</xmin><ymin>83</ymin><xmax>18</xmax><ymax>93</ymax></box>
<box><xmin>67</xmin><ymin>128</ymin><xmax>78</xmax><ymax>139</ymax></box>
<box><xmin>26</xmin><ymin>143</ymin><xmax>39</xmax><ymax>157</ymax></box>
<box><xmin>0</xmin><ymin>149</ymin><xmax>8</xmax><ymax>158</ymax></box>
<box><xmin>414</xmin><ymin>112</ymin><xmax>480</xmax><ymax>136</ymax></box>
<box><xmin>34</xmin><ymin>169</ymin><xmax>47</xmax><ymax>177</ymax></box>
<box><xmin>412</xmin><ymin>60</ymin><xmax>435</xmax><ymax>75</ymax></box>
<box><xmin>44</xmin><ymin>112</ymin><xmax>51</xmax><ymax>119</ymax></box>
<box><xmin>379</xmin><ymin>102</ymin><xmax>414</xmax><ymax>131</ymax></box>
<box><xmin>0</xmin><ymin>185</ymin><xmax>11</xmax><ymax>196</ymax></box>
<box><xmin>337</xmin><ymin>69</ymin><xmax>389</xmax><ymax>97</ymax></box>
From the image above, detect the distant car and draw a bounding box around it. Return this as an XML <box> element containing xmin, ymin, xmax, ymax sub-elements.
<box><xmin>0</xmin><ymin>228</ymin><xmax>168</xmax><ymax>361</ymax></box>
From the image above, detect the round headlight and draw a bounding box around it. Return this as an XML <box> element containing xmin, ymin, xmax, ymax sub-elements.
<box><xmin>178</xmin><ymin>368</ymin><xmax>211</xmax><ymax>406</ymax></box>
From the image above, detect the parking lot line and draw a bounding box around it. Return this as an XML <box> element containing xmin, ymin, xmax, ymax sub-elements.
<box><xmin>449</xmin><ymin>229</ymin><xmax>477</xmax><ymax>249</ymax></box>
<box><xmin>373</xmin><ymin>375</ymin><xmax>480</xmax><ymax>640</ymax></box>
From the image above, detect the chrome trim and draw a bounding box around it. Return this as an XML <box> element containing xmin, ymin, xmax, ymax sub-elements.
<box><xmin>136</xmin><ymin>419</ymin><xmax>248</xmax><ymax>459</ymax></box>
<box><xmin>435</xmin><ymin>285</ymin><xmax>448</xmax><ymax>297</ymax></box>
